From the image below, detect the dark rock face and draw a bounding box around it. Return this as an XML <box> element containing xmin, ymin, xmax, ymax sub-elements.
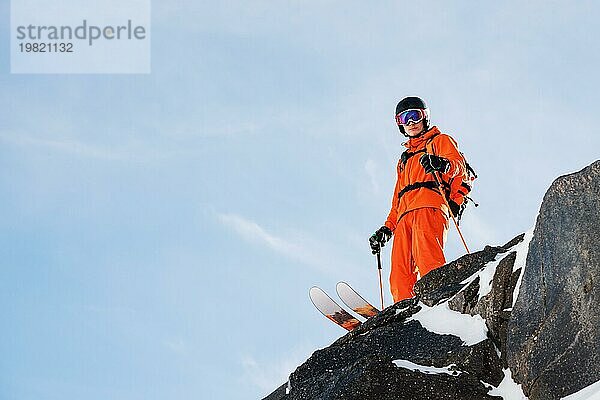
<box><xmin>507</xmin><ymin>161</ymin><xmax>600</xmax><ymax>400</ymax></box>
<box><xmin>264</xmin><ymin>234</ymin><xmax>527</xmax><ymax>400</ymax></box>
<box><xmin>286</xmin><ymin>300</ymin><xmax>502</xmax><ymax>400</ymax></box>
<box><xmin>414</xmin><ymin>235</ymin><xmax>524</xmax><ymax>307</ymax></box>
<box><xmin>263</xmin><ymin>383</ymin><xmax>288</xmax><ymax>400</ymax></box>
<box><xmin>292</xmin><ymin>354</ymin><xmax>498</xmax><ymax>400</ymax></box>
<box><xmin>448</xmin><ymin>251</ymin><xmax>522</xmax><ymax>368</ymax></box>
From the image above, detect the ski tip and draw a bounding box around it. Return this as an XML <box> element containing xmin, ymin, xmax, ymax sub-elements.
<box><xmin>336</xmin><ymin>281</ymin><xmax>353</xmax><ymax>294</ymax></box>
<box><xmin>309</xmin><ymin>286</ymin><xmax>329</xmax><ymax>302</ymax></box>
<box><xmin>336</xmin><ymin>281</ymin><xmax>352</xmax><ymax>292</ymax></box>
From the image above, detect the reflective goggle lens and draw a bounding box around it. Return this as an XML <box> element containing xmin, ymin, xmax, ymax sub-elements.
<box><xmin>395</xmin><ymin>109</ymin><xmax>424</xmax><ymax>126</ymax></box>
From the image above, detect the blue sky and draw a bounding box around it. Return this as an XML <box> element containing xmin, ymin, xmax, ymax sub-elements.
<box><xmin>1</xmin><ymin>1</ymin><xmax>600</xmax><ymax>399</ymax></box>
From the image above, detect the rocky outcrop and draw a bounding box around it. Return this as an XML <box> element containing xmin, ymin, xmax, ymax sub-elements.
<box><xmin>507</xmin><ymin>161</ymin><xmax>600</xmax><ymax>400</ymax></box>
<box><xmin>264</xmin><ymin>235</ymin><xmax>526</xmax><ymax>400</ymax></box>
<box><xmin>413</xmin><ymin>236</ymin><xmax>523</xmax><ymax>307</ymax></box>
<box><xmin>444</xmin><ymin>250</ymin><xmax>524</xmax><ymax>368</ymax></box>
<box><xmin>285</xmin><ymin>301</ymin><xmax>503</xmax><ymax>400</ymax></box>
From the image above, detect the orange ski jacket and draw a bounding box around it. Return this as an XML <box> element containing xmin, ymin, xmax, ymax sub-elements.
<box><xmin>384</xmin><ymin>126</ymin><xmax>465</xmax><ymax>232</ymax></box>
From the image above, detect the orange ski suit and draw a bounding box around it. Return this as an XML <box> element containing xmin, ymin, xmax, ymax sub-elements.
<box><xmin>384</xmin><ymin>126</ymin><xmax>465</xmax><ymax>302</ymax></box>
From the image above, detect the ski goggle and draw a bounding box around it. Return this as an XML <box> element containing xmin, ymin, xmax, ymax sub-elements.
<box><xmin>395</xmin><ymin>109</ymin><xmax>426</xmax><ymax>126</ymax></box>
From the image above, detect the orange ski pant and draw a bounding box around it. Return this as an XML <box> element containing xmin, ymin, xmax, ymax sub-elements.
<box><xmin>389</xmin><ymin>207</ymin><xmax>449</xmax><ymax>303</ymax></box>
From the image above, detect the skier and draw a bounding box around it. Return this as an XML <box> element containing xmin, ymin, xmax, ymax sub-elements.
<box><xmin>369</xmin><ymin>96</ymin><xmax>466</xmax><ymax>303</ymax></box>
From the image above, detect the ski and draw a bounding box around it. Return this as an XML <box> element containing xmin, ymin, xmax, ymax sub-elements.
<box><xmin>309</xmin><ymin>286</ymin><xmax>361</xmax><ymax>331</ymax></box>
<box><xmin>336</xmin><ymin>281</ymin><xmax>380</xmax><ymax>319</ymax></box>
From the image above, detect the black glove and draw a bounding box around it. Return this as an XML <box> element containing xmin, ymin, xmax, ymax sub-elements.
<box><xmin>419</xmin><ymin>154</ymin><xmax>450</xmax><ymax>174</ymax></box>
<box><xmin>369</xmin><ymin>226</ymin><xmax>392</xmax><ymax>254</ymax></box>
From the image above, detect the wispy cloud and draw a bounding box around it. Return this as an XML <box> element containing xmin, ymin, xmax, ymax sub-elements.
<box><xmin>218</xmin><ymin>213</ymin><xmax>304</xmax><ymax>255</ymax></box>
<box><xmin>217</xmin><ymin>213</ymin><xmax>358</xmax><ymax>275</ymax></box>
<box><xmin>0</xmin><ymin>133</ymin><xmax>172</xmax><ymax>162</ymax></box>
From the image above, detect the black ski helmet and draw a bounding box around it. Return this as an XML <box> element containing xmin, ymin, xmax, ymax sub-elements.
<box><xmin>395</xmin><ymin>96</ymin><xmax>430</xmax><ymax>137</ymax></box>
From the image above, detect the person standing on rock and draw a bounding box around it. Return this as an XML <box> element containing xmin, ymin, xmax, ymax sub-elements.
<box><xmin>369</xmin><ymin>96</ymin><xmax>466</xmax><ymax>303</ymax></box>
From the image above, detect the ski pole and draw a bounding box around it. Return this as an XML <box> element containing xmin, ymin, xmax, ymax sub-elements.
<box><xmin>424</xmin><ymin>143</ymin><xmax>471</xmax><ymax>255</ymax></box>
<box><xmin>376</xmin><ymin>250</ymin><xmax>385</xmax><ymax>310</ymax></box>
<box><xmin>432</xmin><ymin>170</ymin><xmax>471</xmax><ymax>254</ymax></box>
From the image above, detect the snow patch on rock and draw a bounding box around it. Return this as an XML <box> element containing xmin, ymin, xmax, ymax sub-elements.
<box><xmin>411</xmin><ymin>302</ymin><xmax>488</xmax><ymax>346</ymax></box>
<box><xmin>510</xmin><ymin>227</ymin><xmax>535</xmax><ymax>307</ymax></box>
<box><xmin>393</xmin><ymin>359</ymin><xmax>461</xmax><ymax>375</ymax></box>
<box><xmin>487</xmin><ymin>368</ymin><xmax>528</xmax><ymax>399</ymax></box>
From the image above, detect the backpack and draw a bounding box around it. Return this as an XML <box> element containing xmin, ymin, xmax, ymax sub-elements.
<box><xmin>425</xmin><ymin>139</ymin><xmax>478</xmax><ymax>224</ymax></box>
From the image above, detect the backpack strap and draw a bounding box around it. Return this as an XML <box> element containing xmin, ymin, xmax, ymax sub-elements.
<box><xmin>466</xmin><ymin>161</ymin><xmax>477</xmax><ymax>179</ymax></box>
<box><xmin>425</xmin><ymin>135</ymin><xmax>437</xmax><ymax>156</ymax></box>
<box><xmin>424</xmin><ymin>135</ymin><xmax>452</xmax><ymax>199</ymax></box>
<box><xmin>400</xmin><ymin>148</ymin><xmax>426</xmax><ymax>166</ymax></box>
<box><xmin>399</xmin><ymin>134</ymin><xmax>440</xmax><ymax>172</ymax></box>
<box><xmin>397</xmin><ymin>181</ymin><xmax>440</xmax><ymax>200</ymax></box>
<box><xmin>397</xmin><ymin>133</ymin><xmax>451</xmax><ymax>202</ymax></box>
